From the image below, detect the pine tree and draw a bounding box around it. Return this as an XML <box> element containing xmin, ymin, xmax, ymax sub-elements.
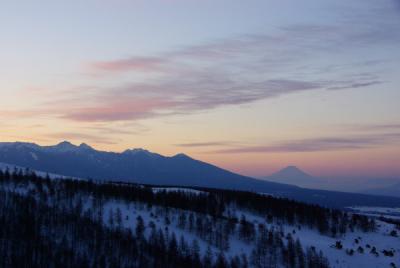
<box><xmin>215</xmin><ymin>251</ymin><xmax>228</xmax><ymax>268</ymax></box>
<box><xmin>115</xmin><ymin>208</ymin><xmax>122</xmax><ymax>229</ymax></box>
<box><xmin>178</xmin><ymin>235</ymin><xmax>189</xmax><ymax>258</ymax></box>
<box><xmin>191</xmin><ymin>239</ymin><xmax>201</xmax><ymax>264</ymax></box>
<box><xmin>188</xmin><ymin>213</ymin><xmax>195</xmax><ymax>232</ymax></box>
<box><xmin>287</xmin><ymin>233</ymin><xmax>296</xmax><ymax>268</ymax></box>
<box><xmin>203</xmin><ymin>246</ymin><xmax>214</xmax><ymax>268</ymax></box>
<box><xmin>135</xmin><ymin>215</ymin><xmax>145</xmax><ymax>239</ymax></box>
<box><xmin>178</xmin><ymin>212</ymin><xmax>187</xmax><ymax>229</ymax></box>
<box><xmin>295</xmin><ymin>238</ymin><xmax>306</xmax><ymax>268</ymax></box>
<box><xmin>168</xmin><ymin>232</ymin><xmax>178</xmax><ymax>260</ymax></box>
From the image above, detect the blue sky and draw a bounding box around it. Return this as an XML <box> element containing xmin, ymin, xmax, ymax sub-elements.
<box><xmin>0</xmin><ymin>0</ymin><xmax>399</xmax><ymax>178</ymax></box>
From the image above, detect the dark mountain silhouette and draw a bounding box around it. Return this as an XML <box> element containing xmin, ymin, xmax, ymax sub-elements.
<box><xmin>264</xmin><ymin>166</ymin><xmax>322</xmax><ymax>188</ymax></box>
<box><xmin>0</xmin><ymin>141</ymin><xmax>296</xmax><ymax>192</ymax></box>
<box><xmin>0</xmin><ymin>141</ymin><xmax>399</xmax><ymax>208</ymax></box>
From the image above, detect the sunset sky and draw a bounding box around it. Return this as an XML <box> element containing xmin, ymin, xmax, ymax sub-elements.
<box><xmin>1</xmin><ymin>0</ymin><xmax>399</xmax><ymax>178</ymax></box>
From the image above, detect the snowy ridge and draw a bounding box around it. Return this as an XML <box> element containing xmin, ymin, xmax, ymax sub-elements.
<box><xmin>347</xmin><ymin>206</ymin><xmax>400</xmax><ymax>220</ymax></box>
<box><xmin>151</xmin><ymin>187</ymin><xmax>206</xmax><ymax>195</ymax></box>
<box><xmin>0</xmin><ymin>162</ymin><xmax>78</xmax><ymax>180</ymax></box>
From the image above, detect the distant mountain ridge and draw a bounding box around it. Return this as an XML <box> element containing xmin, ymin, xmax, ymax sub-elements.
<box><xmin>0</xmin><ymin>141</ymin><xmax>400</xmax><ymax>208</ymax></box>
<box><xmin>363</xmin><ymin>182</ymin><xmax>400</xmax><ymax>198</ymax></box>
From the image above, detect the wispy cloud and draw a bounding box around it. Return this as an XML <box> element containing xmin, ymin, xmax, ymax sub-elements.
<box><xmin>89</xmin><ymin>57</ymin><xmax>166</xmax><ymax>73</ymax></box>
<box><xmin>6</xmin><ymin>1</ymin><xmax>399</xmax><ymax>123</ymax></box>
<box><xmin>212</xmin><ymin>133</ymin><xmax>400</xmax><ymax>154</ymax></box>
<box><xmin>85</xmin><ymin>124</ymin><xmax>150</xmax><ymax>136</ymax></box>
<box><xmin>335</xmin><ymin>123</ymin><xmax>400</xmax><ymax>135</ymax></box>
<box><xmin>45</xmin><ymin>132</ymin><xmax>117</xmax><ymax>145</ymax></box>
<box><xmin>174</xmin><ymin>141</ymin><xmax>238</xmax><ymax>147</ymax></box>
<box><xmin>60</xmin><ymin>97</ymin><xmax>176</xmax><ymax>122</ymax></box>
<box><xmin>327</xmin><ymin>81</ymin><xmax>384</xmax><ymax>90</ymax></box>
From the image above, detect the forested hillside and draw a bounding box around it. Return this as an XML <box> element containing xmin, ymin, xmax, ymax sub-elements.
<box><xmin>0</xmin><ymin>169</ymin><xmax>398</xmax><ymax>268</ymax></box>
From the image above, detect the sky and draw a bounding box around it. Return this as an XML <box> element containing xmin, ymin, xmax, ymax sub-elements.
<box><xmin>0</xmin><ymin>0</ymin><xmax>399</xmax><ymax>179</ymax></box>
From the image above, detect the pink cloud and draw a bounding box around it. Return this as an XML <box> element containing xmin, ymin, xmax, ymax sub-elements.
<box><xmin>90</xmin><ymin>57</ymin><xmax>166</xmax><ymax>73</ymax></box>
<box><xmin>61</xmin><ymin>98</ymin><xmax>176</xmax><ymax>122</ymax></box>
<box><xmin>45</xmin><ymin>132</ymin><xmax>116</xmax><ymax>145</ymax></box>
<box><xmin>5</xmin><ymin>22</ymin><xmax>392</xmax><ymax>125</ymax></box>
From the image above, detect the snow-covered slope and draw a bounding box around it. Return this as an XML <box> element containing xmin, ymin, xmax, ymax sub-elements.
<box><xmin>347</xmin><ymin>206</ymin><xmax>400</xmax><ymax>220</ymax></box>
<box><xmin>1</xmin><ymin>171</ymin><xmax>399</xmax><ymax>268</ymax></box>
<box><xmin>60</xmin><ymin>196</ymin><xmax>400</xmax><ymax>268</ymax></box>
<box><xmin>0</xmin><ymin>161</ymin><xmax>76</xmax><ymax>179</ymax></box>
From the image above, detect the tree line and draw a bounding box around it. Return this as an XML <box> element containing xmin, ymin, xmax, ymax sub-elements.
<box><xmin>0</xmin><ymin>168</ymin><xmax>378</xmax><ymax>267</ymax></box>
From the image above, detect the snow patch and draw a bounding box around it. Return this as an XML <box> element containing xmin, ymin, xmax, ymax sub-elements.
<box><xmin>152</xmin><ymin>187</ymin><xmax>206</xmax><ymax>195</ymax></box>
<box><xmin>30</xmin><ymin>152</ymin><xmax>38</xmax><ymax>160</ymax></box>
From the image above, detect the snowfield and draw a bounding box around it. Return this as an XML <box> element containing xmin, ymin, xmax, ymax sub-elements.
<box><xmin>151</xmin><ymin>186</ymin><xmax>206</xmax><ymax>195</ymax></box>
<box><xmin>347</xmin><ymin>206</ymin><xmax>400</xmax><ymax>214</ymax></box>
<box><xmin>0</xmin><ymin>162</ymin><xmax>79</xmax><ymax>180</ymax></box>
<box><xmin>96</xmin><ymin>194</ymin><xmax>400</xmax><ymax>267</ymax></box>
<box><xmin>347</xmin><ymin>206</ymin><xmax>400</xmax><ymax>220</ymax></box>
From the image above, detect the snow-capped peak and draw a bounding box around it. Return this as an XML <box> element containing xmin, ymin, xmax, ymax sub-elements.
<box><xmin>173</xmin><ymin>153</ymin><xmax>191</xmax><ymax>159</ymax></box>
<box><xmin>0</xmin><ymin>142</ymin><xmax>40</xmax><ymax>150</ymax></box>
<box><xmin>45</xmin><ymin>141</ymin><xmax>96</xmax><ymax>153</ymax></box>
<box><xmin>56</xmin><ymin>141</ymin><xmax>75</xmax><ymax>148</ymax></box>
<box><xmin>79</xmin><ymin>143</ymin><xmax>93</xmax><ymax>150</ymax></box>
<box><xmin>123</xmin><ymin>148</ymin><xmax>149</xmax><ymax>154</ymax></box>
<box><xmin>50</xmin><ymin>141</ymin><xmax>79</xmax><ymax>152</ymax></box>
<box><xmin>122</xmin><ymin>148</ymin><xmax>163</xmax><ymax>158</ymax></box>
<box><xmin>278</xmin><ymin>165</ymin><xmax>311</xmax><ymax>177</ymax></box>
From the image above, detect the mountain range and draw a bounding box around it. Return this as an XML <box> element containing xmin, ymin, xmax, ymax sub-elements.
<box><xmin>0</xmin><ymin>141</ymin><xmax>399</xmax><ymax>208</ymax></box>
